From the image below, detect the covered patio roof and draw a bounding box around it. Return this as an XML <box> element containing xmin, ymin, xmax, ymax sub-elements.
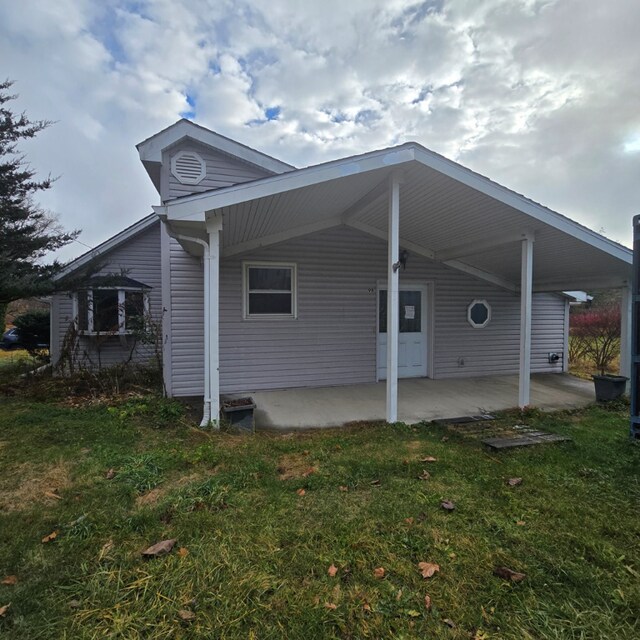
<box><xmin>156</xmin><ymin>142</ymin><xmax>632</xmax><ymax>293</ymax></box>
<box><xmin>151</xmin><ymin>136</ymin><xmax>632</xmax><ymax>427</ymax></box>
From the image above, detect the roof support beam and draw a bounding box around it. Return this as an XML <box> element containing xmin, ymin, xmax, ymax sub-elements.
<box><xmin>222</xmin><ymin>215</ymin><xmax>344</xmax><ymax>258</ymax></box>
<box><xmin>519</xmin><ymin>237</ymin><xmax>534</xmax><ymax>408</ymax></box>
<box><xmin>340</xmin><ymin>179</ymin><xmax>389</xmax><ymax>223</ymax></box>
<box><xmin>442</xmin><ymin>260</ymin><xmax>519</xmax><ymax>293</ymax></box>
<box><xmin>619</xmin><ymin>283</ymin><xmax>632</xmax><ymax>386</ymax></box>
<box><xmin>435</xmin><ymin>231</ymin><xmax>535</xmax><ymax>262</ymax></box>
<box><xmin>386</xmin><ymin>174</ymin><xmax>400</xmax><ymax>424</ymax></box>
<box><xmin>204</xmin><ymin>215</ymin><xmax>222</xmax><ymax>429</ymax></box>
<box><xmin>533</xmin><ymin>276</ymin><xmax>629</xmax><ymax>292</ymax></box>
<box><xmin>345</xmin><ymin>220</ymin><xmax>436</xmax><ymax>260</ymax></box>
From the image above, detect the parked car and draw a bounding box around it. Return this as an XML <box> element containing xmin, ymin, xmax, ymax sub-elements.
<box><xmin>1</xmin><ymin>327</ymin><xmax>22</xmax><ymax>350</ymax></box>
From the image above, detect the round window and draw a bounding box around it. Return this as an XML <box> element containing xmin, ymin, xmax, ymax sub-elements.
<box><xmin>467</xmin><ymin>299</ymin><xmax>491</xmax><ymax>328</ymax></box>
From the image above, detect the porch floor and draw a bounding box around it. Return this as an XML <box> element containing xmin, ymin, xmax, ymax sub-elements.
<box><xmin>240</xmin><ymin>374</ymin><xmax>594</xmax><ymax>429</ymax></box>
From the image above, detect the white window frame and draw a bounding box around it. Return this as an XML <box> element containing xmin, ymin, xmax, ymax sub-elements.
<box><xmin>467</xmin><ymin>298</ymin><xmax>491</xmax><ymax>328</ymax></box>
<box><xmin>242</xmin><ymin>262</ymin><xmax>297</xmax><ymax>320</ymax></box>
<box><xmin>73</xmin><ymin>287</ymin><xmax>150</xmax><ymax>336</ymax></box>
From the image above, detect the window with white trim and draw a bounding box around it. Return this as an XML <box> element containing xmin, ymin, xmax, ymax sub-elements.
<box><xmin>467</xmin><ymin>299</ymin><xmax>491</xmax><ymax>328</ymax></box>
<box><xmin>74</xmin><ymin>281</ymin><xmax>150</xmax><ymax>335</ymax></box>
<box><xmin>243</xmin><ymin>263</ymin><xmax>297</xmax><ymax>318</ymax></box>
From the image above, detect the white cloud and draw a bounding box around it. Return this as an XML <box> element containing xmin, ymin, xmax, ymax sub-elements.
<box><xmin>1</xmin><ymin>0</ymin><xmax>638</xmax><ymax>261</ymax></box>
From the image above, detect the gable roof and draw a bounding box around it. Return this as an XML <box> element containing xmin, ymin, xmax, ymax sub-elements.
<box><xmin>137</xmin><ymin>119</ymin><xmax>295</xmax><ymax>192</ymax></box>
<box><xmin>53</xmin><ymin>213</ymin><xmax>158</xmax><ymax>281</ymax></box>
<box><xmin>160</xmin><ymin>141</ymin><xmax>631</xmax><ymax>265</ymax></box>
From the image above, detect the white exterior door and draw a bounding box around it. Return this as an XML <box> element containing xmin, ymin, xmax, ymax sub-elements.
<box><xmin>377</xmin><ymin>286</ymin><xmax>428</xmax><ymax>379</ymax></box>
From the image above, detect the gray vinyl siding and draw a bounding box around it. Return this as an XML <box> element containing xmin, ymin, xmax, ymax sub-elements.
<box><xmin>168</xmin><ymin>236</ymin><xmax>205</xmax><ymax>396</ymax></box>
<box><xmin>167</xmin><ymin>226</ymin><xmax>567</xmax><ymax>396</ymax></box>
<box><xmin>51</xmin><ymin>221</ymin><xmax>162</xmax><ymax>369</ymax></box>
<box><xmin>162</xmin><ymin>139</ymin><xmax>271</xmax><ymax>202</ymax></box>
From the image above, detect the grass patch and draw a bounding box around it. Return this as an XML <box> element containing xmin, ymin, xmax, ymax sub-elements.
<box><xmin>0</xmin><ymin>396</ymin><xmax>638</xmax><ymax>638</ymax></box>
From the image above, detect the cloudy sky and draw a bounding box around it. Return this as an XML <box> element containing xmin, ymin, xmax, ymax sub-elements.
<box><xmin>2</xmin><ymin>0</ymin><xmax>639</xmax><ymax>261</ymax></box>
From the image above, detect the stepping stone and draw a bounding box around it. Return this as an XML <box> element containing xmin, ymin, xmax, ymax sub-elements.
<box><xmin>482</xmin><ymin>432</ymin><xmax>571</xmax><ymax>449</ymax></box>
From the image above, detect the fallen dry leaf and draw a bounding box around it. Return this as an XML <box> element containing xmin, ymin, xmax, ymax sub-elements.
<box><xmin>507</xmin><ymin>477</ymin><xmax>523</xmax><ymax>486</ymax></box>
<box><xmin>420</xmin><ymin>456</ymin><xmax>437</xmax><ymax>463</ymax></box>
<box><xmin>105</xmin><ymin>468</ymin><xmax>116</xmax><ymax>480</ymax></box>
<box><xmin>44</xmin><ymin>490</ymin><xmax>63</xmax><ymax>501</ymax></box>
<box><xmin>441</xmin><ymin>500</ymin><xmax>456</xmax><ymax>511</ymax></box>
<box><xmin>177</xmin><ymin>547</ymin><xmax>189</xmax><ymax>558</ymax></box>
<box><xmin>41</xmin><ymin>530</ymin><xmax>58</xmax><ymax>543</ymax></box>
<box><xmin>418</xmin><ymin>562</ymin><xmax>440</xmax><ymax>579</ymax></box>
<box><xmin>328</xmin><ymin>564</ymin><xmax>338</xmax><ymax>577</ymax></box>
<box><xmin>0</xmin><ymin>603</ymin><xmax>9</xmax><ymax>617</ymax></box>
<box><xmin>370</xmin><ymin>479</ymin><xmax>381</xmax><ymax>486</ymax></box>
<box><xmin>338</xmin><ymin>485</ymin><xmax>348</xmax><ymax>492</ymax></box>
<box><xmin>296</xmin><ymin>488</ymin><xmax>306</xmax><ymax>496</ymax></box>
<box><xmin>178</xmin><ymin>609</ymin><xmax>196</xmax><ymax>621</ymax></box>
<box><xmin>493</xmin><ymin>566</ymin><xmax>526</xmax><ymax>582</ymax></box>
<box><xmin>424</xmin><ymin>594</ymin><xmax>432</xmax><ymax>610</ymax></box>
<box><xmin>406</xmin><ymin>609</ymin><xmax>421</xmax><ymax>617</ymax></box>
<box><xmin>417</xmin><ymin>470</ymin><xmax>431</xmax><ymax>480</ymax></box>
<box><xmin>98</xmin><ymin>540</ymin><xmax>114</xmax><ymax>561</ymax></box>
<box><xmin>443</xmin><ymin>618</ymin><xmax>456</xmax><ymax>628</ymax></box>
<box><xmin>301</xmin><ymin>467</ymin><xmax>316</xmax><ymax>477</ymax></box>
<box><xmin>324</xmin><ymin>602</ymin><xmax>337</xmax><ymax>610</ymax></box>
<box><xmin>1</xmin><ymin>576</ymin><xmax>17</xmax><ymax>586</ymax></box>
<box><xmin>363</xmin><ymin>602</ymin><xmax>372</xmax><ymax>612</ymax></box>
<box><xmin>516</xmin><ymin>520</ymin><xmax>526</xmax><ymax>526</ymax></box>
<box><xmin>404</xmin><ymin>517</ymin><xmax>414</xmax><ymax>525</ymax></box>
<box><xmin>141</xmin><ymin>539</ymin><xmax>176</xmax><ymax>558</ymax></box>
<box><xmin>373</xmin><ymin>567</ymin><xmax>385</xmax><ymax>579</ymax></box>
<box><xmin>69</xmin><ymin>600</ymin><xmax>81</xmax><ymax>609</ymax></box>
<box><xmin>302</xmin><ymin>450</ymin><xmax>310</xmax><ymax>456</ymax></box>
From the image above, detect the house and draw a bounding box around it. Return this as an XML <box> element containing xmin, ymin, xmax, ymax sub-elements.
<box><xmin>51</xmin><ymin>119</ymin><xmax>633</xmax><ymax>426</ymax></box>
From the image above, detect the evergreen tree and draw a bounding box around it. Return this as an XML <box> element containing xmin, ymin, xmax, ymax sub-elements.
<box><xmin>0</xmin><ymin>80</ymin><xmax>78</xmax><ymax>331</ymax></box>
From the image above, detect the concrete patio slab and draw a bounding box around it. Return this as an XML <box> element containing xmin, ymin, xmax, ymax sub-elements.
<box><xmin>239</xmin><ymin>374</ymin><xmax>594</xmax><ymax>429</ymax></box>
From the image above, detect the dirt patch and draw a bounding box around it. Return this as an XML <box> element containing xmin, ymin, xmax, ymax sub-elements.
<box><xmin>276</xmin><ymin>453</ymin><xmax>317</xmax><ymax>481</ymax></box>
<box><xmin>134</xmin><ymin>470</ymin><xmax>219</xmax><ymax>508</ymax></box>
<box><xmin>0</xmin><ymin>460</ymin><xmax>72</xmax><ymax>512</ymax></box>
<box><xmin>405</xmin><ymin>440</ymin><xmax>424</xmax><ymax>453</ymax></box>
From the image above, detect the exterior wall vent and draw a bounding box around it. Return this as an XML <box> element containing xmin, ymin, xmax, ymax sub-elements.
<box><xmin>171</xmin><ymin>151</ymin><xmax>206</xmax><ymax>185</ymax></box>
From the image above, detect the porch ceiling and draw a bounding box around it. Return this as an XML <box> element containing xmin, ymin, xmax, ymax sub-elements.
<box><xmin>162</xmin><ymin>146</ymin><xmax>632</xmax><ymax>292</ymax></box>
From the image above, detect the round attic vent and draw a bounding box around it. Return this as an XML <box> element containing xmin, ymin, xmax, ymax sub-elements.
<box><xmin>171</xmin><ymin>150</ymin><xmax>206</xmax><ymax>185</ymax></box>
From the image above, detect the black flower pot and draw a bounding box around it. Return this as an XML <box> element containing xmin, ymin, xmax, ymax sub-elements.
<box><xmin>592</xmin><ymin>375</ymin><xmax>628</xmax><ymax>402</ymax></box>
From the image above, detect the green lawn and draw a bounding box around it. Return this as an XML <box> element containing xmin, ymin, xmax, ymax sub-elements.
<box><xmin>0</xmin><ymin>394</ymin><xmax>638</xmax><ymax>639</ymax></box>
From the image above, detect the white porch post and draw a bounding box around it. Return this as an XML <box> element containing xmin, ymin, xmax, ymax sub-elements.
<box><xmin>519</xmin><ymin>237</ymin><xmax>534</xmax><ymax>408</ymax></box>
<box><xmin>386</xmin><ymin>174</ymin><xmax>401</xmax><ymax>423</ymax></box>
<box><xmin>205</xmin><ymin>215</ymin><xmax>223</xmax><ymax>427</ymax></box>
<box><xmin>619</xmin><ymin>283</ymin><xmax>632</xmax><ymax>388</ymax></box>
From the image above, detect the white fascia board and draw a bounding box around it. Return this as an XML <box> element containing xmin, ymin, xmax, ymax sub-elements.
<box><xmin>137</xmin><ymin>119</ymin><xmax>294</xmax><ymax>175</ymax></box>
<box><xmin>53</xmin><ymin>214</ymin><xmax>158</xmax><ymax>280</ymax></box>
<box><xmin>163</xmin><ymin>145</ymin><xmax>417</xmax><ymax>222</ymax></box>
<box><xmin>411</xmin><ymin>147</ymin><xmax>632</xmax><ymax>264</ymax></box>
